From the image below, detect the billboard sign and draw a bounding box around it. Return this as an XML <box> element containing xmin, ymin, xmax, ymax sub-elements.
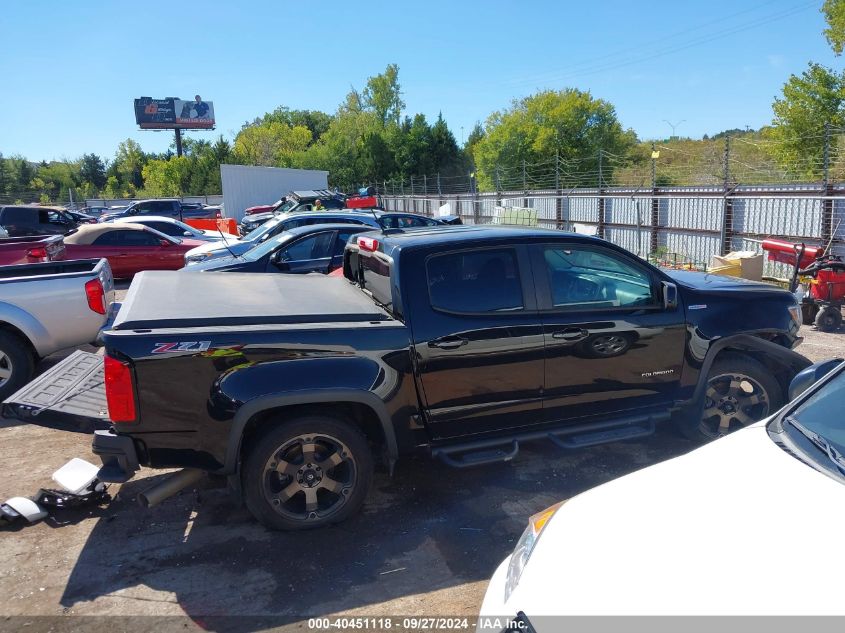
<box><xmin>134</xmin><ymin>96</ymin><xmax>215</xmax><ymax>129</ymax></box>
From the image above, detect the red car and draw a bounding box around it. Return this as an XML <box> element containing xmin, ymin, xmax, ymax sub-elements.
<box><xmin>244</xmin><ymin>204</ymin><xmax>275</xmax><ymax>216</ymax></box>
<box><xmin>63</xmin><ymin>223</ymin><xmax>205</xmax><ymax>278</ymax></box>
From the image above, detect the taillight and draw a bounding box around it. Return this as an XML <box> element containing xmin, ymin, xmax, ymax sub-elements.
<box><xmin>104</xmin><ymin>355</ymin><xmax>136</xmax><ymax>423</ymax></box>
<box><xmin>26</xmin><ymin>246</ymin><xmax>48</xmax><ymax>260</ymax></box>
<box><xmin>357</xmin><ymin>236</ymin><xmax>379</xmax><ymax>252</ymax></box>
<box><xmin>84</xmin><ymin>278</ymin><xmax>106</xmax><ymax>314</ymax></box>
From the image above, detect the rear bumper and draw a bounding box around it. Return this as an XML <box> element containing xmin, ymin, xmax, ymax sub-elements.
<box><xmin>92</xmin><ymin>429</ymin><xmax>139</xmax><ymax>483</ymax></box>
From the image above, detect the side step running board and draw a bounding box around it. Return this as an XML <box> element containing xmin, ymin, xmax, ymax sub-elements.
<box><xmin>431</xmin><ymin>413</ymin><xmax>666</xmax><ymax>469</ymax></box>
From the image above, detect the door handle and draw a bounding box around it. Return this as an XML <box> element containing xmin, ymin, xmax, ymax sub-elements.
<box><xmin>551</xmin><ymin>328</ymin><xmax>588</xmax><ymax>340</ymax></box>
<box><xmin>428</xmin><ymin>337</ymin><xmax>468</xmax><ymax>350</ymax></box>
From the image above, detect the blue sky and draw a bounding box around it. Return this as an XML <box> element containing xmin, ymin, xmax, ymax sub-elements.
<box><xmin>0</xmin><ymin>0</ymin><xmax>838</xmax><ymax>162</ymax></box>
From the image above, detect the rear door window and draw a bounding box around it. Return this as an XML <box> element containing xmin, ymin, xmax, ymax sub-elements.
<box><xmin>280</xmin><ymin>231</ymin><xmax>335</xmax><ymax>261</ymax></box>
<box><xmin>426</xmin><ymin>248</ymin><xmax>524</xmax><ymax>313</ymax></box>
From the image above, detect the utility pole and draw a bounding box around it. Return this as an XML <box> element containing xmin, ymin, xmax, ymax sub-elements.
<box><xmin>555</xmin><ymin>150</ymin><xmax>563</xmax><ymax>230</ymax></box>
<box><xmin>650</xmin><ymin>142</ymin><xmax>659</xmax><ymax>255</ymax></box>
<box><xmin>720</xmin><ymin>136</ymin><xmax>732</xmax><ymax>255</ymax></box>
<box><xmin>174</xmin><ymin>128</ymin><xmax>183</xmax><ymax>157</ymax></box>
<box><xmin>597</xmin><ymin>150</ymin><xmax>605</xmax><ymax>238</ymax></box>
<box><xmin>823</xmin><ymin>122</ymin><xmax>834</xmax><ymax>247</ymax></box>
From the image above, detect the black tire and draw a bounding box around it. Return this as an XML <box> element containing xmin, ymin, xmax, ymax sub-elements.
<box><xmin>678</xmin><ymin>353</ymin><xmax>783</xmax><ymax>441</ymax></box>
<box><xmin>814</xmin><ymin>305</ymin><xmax>842</xmax><ymax>332</ymax></box>
<box><xmin>578</xmin><ymin>333</ymin><xmax>634</xmax><ymax>358</ymax></box>
<box><xmin>242</xmin><ymin>415</ymin><xmax>373</xmax><ymax>530</ymax></box>
<box><xmin>0</xmin><ymin>331</ymin><xmax>35</xmax><ymax>401</ymax></box>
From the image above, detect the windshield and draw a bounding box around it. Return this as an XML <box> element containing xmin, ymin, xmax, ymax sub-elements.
<box><xmin>242</xmin><ymin>232</ymin><xmax>294</xmax><ymax>261</ymax></box>
<box><xmin>785</xmin><ymin>369</ymin><xmax>845</xmax><ymax>459</ymax></box>
<box><xmin>272</xmin><ymin>199</ymin><xmax>297</xmax><ymax>214</ymax></box>
<box><xmin>245</xmin><ymin>215</ymin><xmax>283</xmax><ymax>243</ymax></box>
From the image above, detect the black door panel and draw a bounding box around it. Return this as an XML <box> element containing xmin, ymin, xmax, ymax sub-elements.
<box><xmin>410</xmin><ymin>245</ymin><xmax>544</xmax><ymax>438</ymax></box>
<box><xmin>530</xmin><ymin>243</ymin><xmax>686</xmax><ymax>423</ymax></box>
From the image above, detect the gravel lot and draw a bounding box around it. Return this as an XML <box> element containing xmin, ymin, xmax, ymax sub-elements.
<box><xmin>1</xmin><ymin>286</ymin><xmax>843</xmax><ymax>629</ymax></box>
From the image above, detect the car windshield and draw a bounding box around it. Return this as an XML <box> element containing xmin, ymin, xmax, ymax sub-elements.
<box><xmin>273</xmin><ymin>199</ymin><xmax>297</xmax><ymax>214</ymax></box>
<box><xmin>242</xmin><ymin>232</ymin><xmax>294</xmax><ymax>261</ymax></box>
<box><xmin>783</xmin><ymin>368</ymin><xmax>845</xmax><ymax>463</ymax></box>
<box><xmin>245</xmin><ymin>216</ymin><xmax>283</xmax><ymax>243</ymax></box>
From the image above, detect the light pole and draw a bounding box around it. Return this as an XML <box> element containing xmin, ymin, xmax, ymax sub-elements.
<box><xmin>461</xmin><ymin>126</ymin><xmax>465</xmax><ymax>146</ymax></box>
<box><xmin>663</xmin><ymin>119</ymin><xmax>686</xmax><ymax>139</ymax></box>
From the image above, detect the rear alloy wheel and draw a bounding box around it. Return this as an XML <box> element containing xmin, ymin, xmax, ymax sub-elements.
<box><xmin>242</xmin><ymin>416</ymin><xmax>373</xmax><ymax>530</ymax></box>
<box><xmin>692</xmin><ymin>354</ymin><xmax>783</xmax><ymax>441</ymax></box>
<box><xmin>0</xmin><ymin>331</ymin><xmax>34</xmax><ymax>401</ymax></box>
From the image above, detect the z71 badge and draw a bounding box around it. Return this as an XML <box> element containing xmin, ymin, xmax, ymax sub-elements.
<box><xmin>152</xmin><ymin>341</ymin><xmax>212</xmax><ymax>354</ymax></box>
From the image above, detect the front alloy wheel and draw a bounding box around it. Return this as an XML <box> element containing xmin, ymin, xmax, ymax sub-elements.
<box><xmin>679</xmin><ymin>353</ymin><xmax>783</xmax><ymax>442</ymax></box>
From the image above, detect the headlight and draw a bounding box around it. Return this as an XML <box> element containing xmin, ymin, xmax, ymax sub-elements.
<box><xmin>504</xmin><ymin>500</ymin><xmax>565</xmax><ymax>601</ymax></box>
<box><xmin>185</xmin><ymin>253</ymin><xmax>210</xmax><ymax>263</ymax></box>
<box><xmin>788</xmin><ymin>304</ymin><xmax>802</xmax><ymax>328</ymax></box>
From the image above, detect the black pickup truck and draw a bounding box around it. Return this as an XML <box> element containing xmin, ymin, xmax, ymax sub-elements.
<box><xmin>3</xmin><ymin>226</ymin><xmax>809</xmax><ymax>530</ymax></box>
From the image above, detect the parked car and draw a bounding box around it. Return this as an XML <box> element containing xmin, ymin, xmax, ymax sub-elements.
<box><xmin>0</xmin><ymin>257</ymin><xmax>114</xmax><ymax>399</ymax></box>
<box><xmin>5</xmin><ymin>226</ymin><xmax>809</xmax><ymax>531</ymax></box>
<box><xmin>244</xmin><ymin>203</ymin><xmax>278</xmax><ymax>216</ymax></box>
<box><xmin>112</xmin><ymin>216</ymin><xmax>233</xmax><ymax>242</ymax></box>
<box><xmin>0</xmin><ymin>225</ymin><xmax>7</xmax><ymax>238</ymax></box>
<box><xmin>98</xmin><ymin>199</ymin><xmax>217</xmax><ymax>223</ymax></box>
<box><xmin>238</xmin><ymin>190</ymin><xmax>345</xmax><ymax>235</ymax></box>
<box><xmin>65</xmin><ymin>210</ymin><xmax>99</xmax><ymax>224</ymax></box>
<box><xmin>185</xmin><ymin>211</ymin><xmax>451</xmax><ymax>265</ymax></box>
<box><xmin>79</xmin><ymin>205</ymin><xmax>109</xmax><ymax>217</ymax></box>
<box><xmin>0</xmin><ymin>234</ymin><xmax>66</xmax><ymax>265</ymax></box>
<box><xmin>185</xmin><ymin>224</ymin><xmax>374</xmax><ymax>274</ymax></box>
<box><xmin>63</xmin><ymin>223</ymin><xmax>205</xmax><ymax>278</ymax></box>
<box><xmin>478</xmin><ymin>358</ymin><xmax>845</xmax><ymax>622</ymax></box>
<box><xmin>0</xmin><ymin>205</ymin><xmax>78</xmax><ymax>237</ymax></box>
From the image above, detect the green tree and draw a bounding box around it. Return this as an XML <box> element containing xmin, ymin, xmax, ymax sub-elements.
<box><xmin>0</xmin><ymin>153</ymin><xmax>10</xmax><ymax>199</ymax></box>
<box><xmin>80</xmin><ymin>153</ymin><xmax>107</xmax><ymax>189</ymax></box>
<box><xmin>113</xmin><ymin>139</ymin><xmax>147</xmax><ymax>189</ymax></box>
<box><xmin>768</xmin><ymin>63</ymin><xmax>845</xmax><ymax>179</ymax></box>
<box><xmin>141</xmin><ymin>157</ymin><xmax>192</xmax><ymax>197</ymax></box>
<box><xmin>362</xmin><ymin>63</ymin><xmax>404</xmax><ymax>127</ymax></box>
<box><xmin>472</xmin><ymin>89</ymin><xmax>636</xmax><ymax>189</ymax></box>
<box><xmin>823</xmin><ymin>0</ymin><xmax>845</xmax><ymax>55</ymax></box>
<box><xmin>232</xmin><ymin>122</ymin><xmax>312</xmax><ymax>166</ymax></box>
<box><xmin>429</xmin><ymin>113</ymin><xmax>466</xmax><ymax>176</ymax></box>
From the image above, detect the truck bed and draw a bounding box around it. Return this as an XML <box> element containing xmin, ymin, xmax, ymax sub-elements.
<box><xmin>0</xmin><ymin>258</ymin><xmax>102</xmax><ymax>281</ymax></box>
<box><xmin>113</xmin><ymin>271</ymin><xmax>393</xmax><ymax>330</ymax></box>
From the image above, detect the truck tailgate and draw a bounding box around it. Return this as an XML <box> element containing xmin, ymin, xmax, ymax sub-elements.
<box><xmin>1</xmin><ymin>350</ymin><xmax>110</xmax><ymax>431</ymax></box>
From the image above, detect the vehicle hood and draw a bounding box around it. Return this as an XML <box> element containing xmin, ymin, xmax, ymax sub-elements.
<box><xmin>665</xmin><ymin>269</ymin><xmax>780</xmax><ymax>292</ymax></box>
<box><xmin>184</xmin><ymin>239</ymin><xmax>248</xmax><ymax>258</ymax></box>
<box><xmin>98</xmin><ymin>212</ymin><xmax>127</xmax><ymax>222</ymax></box>
<box><xmin>182</xmin><ymin>253</ymin><xmax>250</xmax><ymax>271</ymax></box>
<box><xmin>175</xmin><ymin>238</ymin><xmax>207</xmax><ymax>249</ymax></box>
<box><xmin>111</xmin><ymin>271</ymin><xmax>393</xmax><ymax>330</ymax></box>
<box><xmin>242</xmin><ymin>212</ymin><xmax>274</xmax><ymax>224</ymax></box>
<box><xmin>506</xmin><ymin>423</ymin><xmax>845</xmax><ymax>616</ymax></box>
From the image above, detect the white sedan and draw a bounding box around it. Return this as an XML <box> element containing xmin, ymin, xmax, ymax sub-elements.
<box><xmin>480</xmin><ymin>359</ymin><xmax>845</xmax><ymax>626</ymax></box>
<box><xmin>112</xmin><ymin>216</ymin><xmax>234</xmax><ymax>242</ymax></box>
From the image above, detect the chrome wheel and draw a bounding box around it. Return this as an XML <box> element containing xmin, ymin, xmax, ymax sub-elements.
<box><xmin>261</xmin><ymin>433</ymin><xmax>358</xmax><ymax>523</ymax></box>
<box><xmin>0</xmin><ymin>351</ymin><xmax>12</xmax><ymax>388</ymax></box>
<box><xmin>701</xmin><ymin>372</ymin><xmax>770</xmax><ymax>438</ymax></box>
<box><xmin>591</xmin><ymin>334</ymin><xmax>629</xmax><ymax>356</ymax></box>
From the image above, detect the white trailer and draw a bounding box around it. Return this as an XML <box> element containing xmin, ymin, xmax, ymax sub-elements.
<box><xmin>220</xmin><ymin>164</ymin><xmax>329</xmax><ymax>221</ymax></box>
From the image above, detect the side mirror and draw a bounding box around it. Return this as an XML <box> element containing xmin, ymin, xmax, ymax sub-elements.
<box><xmin>273</xmin><ymin>259</ymin><xmax>290</xmax><ymax>271</ymax></box>
<box><xmin>184</xmin><ymin>231</ymin><xmax>193</xmax><ymax>237</ymax></box>
<box><xmin>160</xmin><ymin>239</ymin><xmax>171</xmax><ymax>247</ymax></box>
<box><xmin>788</xmin><ymin>358</ymin><xmax>843</xmax><ymax>401</ymax></box>
<box><xmin>662</xmin><ymin>281</ymin><xmax>678</xmax><ymax>310</ymax></box>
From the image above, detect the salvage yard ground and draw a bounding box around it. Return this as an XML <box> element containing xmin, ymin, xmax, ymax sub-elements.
<box><xmin>1</xmin><ymin>283</ymin><xmax>842</xmax><ymax>628</ymax></box>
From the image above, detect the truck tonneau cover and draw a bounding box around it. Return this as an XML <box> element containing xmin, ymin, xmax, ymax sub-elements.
<box><xmin>113</xmin><ymin>271</ymin><xmax>392</xmax><ymax>330</ymax></box>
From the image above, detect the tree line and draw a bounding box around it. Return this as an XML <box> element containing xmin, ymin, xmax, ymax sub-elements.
<box><xmin>1</xmin><ymin>1</ymin><xmax>843</xmax><ymax>204</ymax></box>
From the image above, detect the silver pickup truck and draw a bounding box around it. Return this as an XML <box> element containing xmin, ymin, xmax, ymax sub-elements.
<box><xmin>0</xmin><ymin>258</ymin><xmax>115</xmax><ymax>399</ymax></box>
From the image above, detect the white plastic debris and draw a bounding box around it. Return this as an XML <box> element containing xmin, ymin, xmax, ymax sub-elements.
<box><xmin>5</xmin><ymin>497</ymin><xmax>47</xmax><ymax>523</ymax></box>
<box><xmin>52</xmin><ymin>458</ymin><xmax>100</xmax><ymax>494</ymax></box>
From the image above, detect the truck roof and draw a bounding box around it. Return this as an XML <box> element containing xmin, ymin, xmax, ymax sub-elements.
<box><xmin>376</xmin><ymin>224</ymin><xmax>603</xmax><ymax>252</ymax></box>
